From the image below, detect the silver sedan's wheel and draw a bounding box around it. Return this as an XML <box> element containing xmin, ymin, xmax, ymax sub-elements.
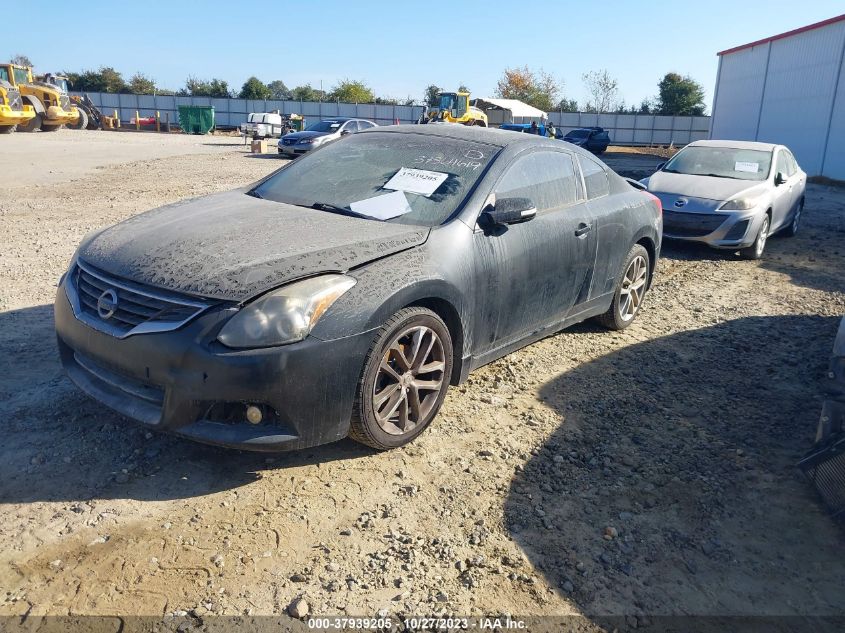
<box><xmin>741</xmin><ymin>214</ymin><xmax>769</xmax><ymax>260</ymax></box>
<box><xmin>373</xmin><ymin>325</ymin><xmax>446</xmax><ymax>436</ymax></box>
<box><xmin>596</xmin><ymin>243</ymin><xmax>650</xmax><ymax>331</ymax></box>
<box><xmin>350</xmin><ymin>307</ymin><xmax>453</xmax><ymax>450</ymax></box>
<box><xmin>618</xmin><ymin>254</ymin><xmax>648</xmax><ymax>323</ymax></box>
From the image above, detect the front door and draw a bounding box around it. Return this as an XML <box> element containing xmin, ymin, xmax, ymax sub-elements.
<box><xmin>472</xmin><ymin>150</ymin><xmax>597</xmax><ymax>355</ymax></box>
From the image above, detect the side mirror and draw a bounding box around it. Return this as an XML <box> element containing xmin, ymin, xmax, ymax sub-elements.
<box><xmin>483</xmin><ymin>197</ymin><xmax>537</xmax><ymax>226</ymax></box>
<box><xmin>775</xmin><ymin>172</ymin><xmax>787</xmax><ymax>186</ymax></box>
<box><xmin>340</xmin><ymin>129</ymin><xmax>351</xmax><ymax>136</ymax></box>
<box><xmin>656</xmin><ymin>162</ymin><xmax>666</xmax><ymax>171</ymax></box>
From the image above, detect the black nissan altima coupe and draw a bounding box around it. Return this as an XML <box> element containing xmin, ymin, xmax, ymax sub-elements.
<box><xmin>55</xmin><ymin>125</ymin><xmax>662</xmax><ymax>451</ymax></box>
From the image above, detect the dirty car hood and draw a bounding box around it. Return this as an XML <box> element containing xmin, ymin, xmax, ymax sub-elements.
<box><xmin>647</xmin><ymin>171</ymin><xmax>766</xmax><ymax>201</ymax></box>
<box><xmin>79</xmin><ymin>190</ymin><xmax>429</xmax><ymax>302</ymax></box>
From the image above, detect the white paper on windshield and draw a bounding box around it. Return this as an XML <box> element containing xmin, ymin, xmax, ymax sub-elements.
<box><xmin>384</xmin><ymin>168</ymin><xmax>448</xmax><ymax>197</ymax></box>
<box><xmin>349</xmin><ymin>190</ymin><xmax>414</xmax><ymax>220</ymax></box>
<box><xmin>735</xmin><ymin>161</ymin><xmax>759</xmax><ymax>173</ymax></box>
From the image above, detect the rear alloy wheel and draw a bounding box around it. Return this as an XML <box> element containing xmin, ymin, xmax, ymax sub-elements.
<box><xmin>17</xmin><ymin>113</ymin><xmax>42</xmax><ymax>133</ymax></box>
<box><xmin>783</xmin><ymin>200</ymin><xmax>802</xmax><ymax>237</ymax></box>
<box><xmin>740</xmin><ymin>214</ymin><xmax>769</xmax><ymax>260</ymax></box>
<box><xmin>349</xmin><ymin>307</ymin><xmax>453</xmax><ymax>450</ymax></box>
<box><xmin>596</xmin><ymin>244</ymin><xmax>650</xmax><ymax>330</ymax></box>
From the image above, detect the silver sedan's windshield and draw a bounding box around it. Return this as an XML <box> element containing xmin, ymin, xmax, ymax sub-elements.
<box><xmin>663</xmin><ymin>146</ymin><xmax>773</xmax><ymax>181</ymax></box>
<box><xmin>306</xmin><ymin>121</ymin><xmax>341</xmax><ymax>132</ymax></box>
<box><xmin>253</xmin><ymin>132</ymin><xmax>499</xmax><ymax>226</ymax></box>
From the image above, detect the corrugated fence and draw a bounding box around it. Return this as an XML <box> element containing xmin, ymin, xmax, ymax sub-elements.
<box><xmin>72</xmin><ymin>92</ymin><xmax>711</xmax><ymax>146</ymax></box>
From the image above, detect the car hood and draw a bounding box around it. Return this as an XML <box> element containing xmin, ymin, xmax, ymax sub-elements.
<box><xmin>79</xmin><ymin>190</ymin><xmax>429</xmax><ymax>302</ymax></box>
<box><xmin>282</xmin><ymin>130</ymin><xmax>329</xmax><ymax>141</ymax></box>
<box><xmin>647</xmin><ymin>171</ymin><xmax>766</xmax><ymax>201</ymax></box>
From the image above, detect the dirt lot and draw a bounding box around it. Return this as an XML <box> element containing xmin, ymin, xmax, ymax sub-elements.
<box><xmin>1</xmin><ymin>130</ymin><xmax>845</xmax><ymax>628</ymax></box>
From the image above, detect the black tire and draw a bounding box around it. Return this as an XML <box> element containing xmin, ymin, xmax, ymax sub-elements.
<box><xmin>596</xmin><ymin>244</ymin><xmax>650</xmax><ymax>331</ymax></box>
<box><xmin>41</xmin><ymin>124</ymin><xmax>61</xmax><ymax>132</ymax></box>
<box><xmin>17</xmin><ymin>113</ymin><xmax>42</xmax><ymax>133</ymax></box>
<box><xmin>783</xmin><ymin>199</ymin><xmax>803</xmax><ymax>237</ymax></box>
<box><xmin>0</xmin><ymin>125</ymin><xmax>15</xmax><ymax>134</ymax></box>
<box><xmin>349</xmin><ymin>307</ymin><xmax>453</xmax><ymax>450</ymax></box>
<box><xmin>68</xmin><ymin>108</ymin><xmax>89</xmax><ymax>130</ymax></box>
<box><xmin>740</xmin><ymin>214</ymin><xmax>770</xmax><ymax>260</ymax></box>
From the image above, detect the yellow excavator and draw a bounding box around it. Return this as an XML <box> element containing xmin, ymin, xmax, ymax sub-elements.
<box><xmin>0</xmin><ymin>66</ymin><xmax>35</xmax><ymax>133</ymax></box>
<box><xmin>421</xmin><ymin>90</ymin><xmax>487</xmax><ymax>126</ymax></box>
<box><xmin>0</xmin><ymin>63</ymin><xmax>79</xmax><ymax>132</ymax></box>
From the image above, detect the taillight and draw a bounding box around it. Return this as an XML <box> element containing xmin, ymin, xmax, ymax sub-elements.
<box><xmin>644</xmin><ymin>191</ymin><xmax>662</xmax><ymax>215</ymax></box>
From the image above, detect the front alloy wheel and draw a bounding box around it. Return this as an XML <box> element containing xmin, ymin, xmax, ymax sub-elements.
<box><xmin>741</xmin><ymin>214</ymin><xmax>769</xmax><ymax>260</ymax></box>
<box><xmin>350</xmin><ymin>307</ymin><xmax>453</xmax><ymax>449</ymax></box>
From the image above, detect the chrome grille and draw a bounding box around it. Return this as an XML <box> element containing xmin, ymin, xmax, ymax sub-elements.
<box><xmin>69</xmin><ymin>260</ymin><xmax>210</xmax><ymax>338</ymax></box>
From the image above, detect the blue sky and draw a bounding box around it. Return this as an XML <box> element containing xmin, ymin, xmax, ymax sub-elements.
<box><xmin>6</xmin><ymin>1</ymin><xmax>843</xmax><ymax>110</ymax></box>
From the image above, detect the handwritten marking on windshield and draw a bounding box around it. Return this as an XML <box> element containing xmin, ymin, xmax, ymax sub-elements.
<box><xmin>414</xmin><ymin>155</ymin><xmax>482</xmax><ymax>171</ymax></box>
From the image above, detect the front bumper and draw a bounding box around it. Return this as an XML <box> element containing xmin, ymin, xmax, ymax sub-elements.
<box><xmin>45</xmin><ymin>105</ymin><xmax>80</xmax><ymax>125</ymax></box>
<box><xmin>661</xmin><ymin>207</ymin><xmax>765</xmax><ymax>249</ymax></box>
<box><xmin>277</xmin><ymin>142</ymin><xmax>314</xmax><ymax>155</ymax></box>
<box><xmin>54</xmin><ymin>278</ymin><xmax>374</xmax><ymax>452</ymax></box>
<box><xmin>0</xmin><ymin>103</ymin><xmax>35</xmax><ymax>125</ymax></box>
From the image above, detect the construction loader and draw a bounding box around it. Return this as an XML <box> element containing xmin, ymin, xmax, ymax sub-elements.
<box><xmin>1</xmin><ymin>63</ymin><xmax>79</xmax><ymax>132</ymax></box>
<box><xmin>420</xmin><ymin>90</ymin><xmax>487</xmax><ymax>126</ymax></box>
<box><xmin>0</xmin><ymin>66</ymin><xmax>35</xmax><ymax>133</ymax></box>
<box><xmin>38</xmin><ymin>74</ymin><xmax>102</xmax><ymax>130</ymax></box>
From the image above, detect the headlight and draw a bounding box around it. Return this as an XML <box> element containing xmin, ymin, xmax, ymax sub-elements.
<box><xmin>217</xmin><ymin>274</ymin><xmax>356</xmax><ymax>348</ymax></box>
<box><xmin>719</xmin><ymin>194</ymin><xmax>762</xmax><ymax>211</ymax></box>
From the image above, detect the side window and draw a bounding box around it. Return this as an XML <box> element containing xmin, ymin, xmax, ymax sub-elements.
<box><xmin>776</xmin><ymin>151</ymin><xmax>790</xmax><ymax>178</ymax></box>
<box><xmin>579</xmin><ymin>155</ymin><xmax>610</xmax><ymax>199</ymax></box>
<box><xmin>784</xmin><ymin>150</ymin><xmax>798</xmax><ymax>176</ymax></box>
<box><xmin>343</xmin><ymin>120</ymin><xmax>359</xmax><ymax>133</ymax></box>
<box><xmin>358</xmin><ymin>121</ymin><xmax>374</xmax><ymax>130</ymax></box>
<box><xmin>494</xmin><ymin>151</ymin><xmax>580</xmax><ymax>213</ymax></box>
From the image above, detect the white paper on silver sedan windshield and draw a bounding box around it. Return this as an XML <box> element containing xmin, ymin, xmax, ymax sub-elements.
<box><xmin>735</xmin><ymin>161</ymin><xmax>759</xmax><ymax>173</ymax></box>
<box><xmin>384</xmin><ymin>168</ymin><xmax>449</xmax><ymax>197</ymax></box>
<box><xmin>349</xmin><ymin>190</ymin><xmax>414</xmax><ymax>220</ymax></box>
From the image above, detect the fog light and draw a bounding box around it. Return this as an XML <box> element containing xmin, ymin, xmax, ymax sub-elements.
<box><xmin>245</xmin><ymin>405</ymin><xmax>263</xmax><ymax>425</ymax></box>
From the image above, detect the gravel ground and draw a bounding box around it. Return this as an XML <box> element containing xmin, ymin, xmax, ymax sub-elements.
<box><xmin>1</xmin><ymin>130</ymin><xmax>844</xmax><ymax>627</ymax></box>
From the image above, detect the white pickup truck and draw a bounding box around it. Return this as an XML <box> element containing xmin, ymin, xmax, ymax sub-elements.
<box><xmin>240</xmin><ymin>112</ymin><xmax>289</xmax><ymax>139</ymax></box>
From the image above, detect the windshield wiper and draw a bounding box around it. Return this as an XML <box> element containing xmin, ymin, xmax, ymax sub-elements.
<box><xmin>309</xmin><ymin>202</ymin><xmax>375</xmax><ymax>220</ymax></box>
<box><xmin>701</xmin><ymin>173</ymin><xmax>740</xmax><ymax>180</ymax></box>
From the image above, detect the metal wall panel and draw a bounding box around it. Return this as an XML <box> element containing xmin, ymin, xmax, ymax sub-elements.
<box><xmin>710</xmin><ymin>44</ymin><xmax>770</xmax><ymax>140</ymax></box>
<box><xmin>823</xmin><ymin>36</ymin><xmax>845</xmax><ymax>179</ymax></box>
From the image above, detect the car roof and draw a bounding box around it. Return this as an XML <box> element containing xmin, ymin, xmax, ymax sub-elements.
<box><xmin>359</xmin><ymin>123</ymin><xmax>581</xmax><ymax>152</ymax></box>
<box><xmin>689</xmin><ymin>139</ymin><xmax>780</xmax><ymax>151</ymax></box>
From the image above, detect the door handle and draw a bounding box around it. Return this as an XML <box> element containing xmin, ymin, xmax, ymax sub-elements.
<box><xmin>574</xmin><ymin>222</ymin><xmax>592</xmax><ymax>238</ymax></box>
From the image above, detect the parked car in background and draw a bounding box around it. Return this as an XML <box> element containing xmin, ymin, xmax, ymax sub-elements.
<box><xmin>499</xmin><ymin>122</ymin><xmax>549</xmax><ymax>136</ymax></box>
<box><xmin>55</xmin><ymin>125</ymin><xmax>661</xmax><ymax>453</ymax></box>
<box><xmin>641</xmin><ymin>140</ymin><xmax>806</xmax><ymax>259</ymax></box>
<box><xmin>563</xmin><ymin>127</ymin><xmax>611</xmax><ymax>154</ymax></box>
<box><xmin>278</xmin><ymin>117</ymin><xmax>376</xmax><ymax>156</ymax></box>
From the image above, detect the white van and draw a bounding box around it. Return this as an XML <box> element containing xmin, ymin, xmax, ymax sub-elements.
<box><xmin>240</xmin><ymin>112</ymin><xmax>286</xmax><ymax>139</ymax></box>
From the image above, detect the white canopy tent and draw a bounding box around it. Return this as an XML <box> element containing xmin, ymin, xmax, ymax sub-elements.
<box><xmin>472</xmin><ymin>98</ymin><xmax>548</xmax><ymax>126</ymax></box>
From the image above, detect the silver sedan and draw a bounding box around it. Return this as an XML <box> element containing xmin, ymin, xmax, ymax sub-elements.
<box><xmin>641</xmin><ymin>140</ymin><xmax>806</xmax><ymax>259</ymax></box>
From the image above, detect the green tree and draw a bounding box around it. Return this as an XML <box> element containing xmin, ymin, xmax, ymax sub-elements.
<box><xmin>65</xmin><ymin>67</ymin><xmax>126</xmax><ymax>93</ymax></box>
<box><xmin>128</xmin><ymin>72</ymin><xmax>157</xmax><ymax>94</ymax></box>
<box><xmin>582</xmin><ymin>69</ymin><xmax>619</xmax><ymax>113</ymax></box>
<box><xmin>656</xmin><ymin>72</ymin><xmax>706</xmax><ymax>116</ymax></box>
<box><xmin>557</xmin><ymin>97</ymin><xmax>579</xmax><ymax>112</ymax></box>
<box><xmin>181</xmin><ymin>76</ymin><xmax>232</xmax><ymax>98</ymax></box>
<box><xmin>267</xmin><ymin>80</ymin><xmax>291</xmax><ymax>99</ymax></box>
<box><xmin>495</xmin><ymin>66</ymin><xmax>562</xmax><ymax>113</ymax></box>
<box><xmin>238</xmin><ymin>76</ymin><xmax>272</xmax><ymax>100</ymax></box>
<box><xmin>11</xmin><ymin>53</ymin><xmax>33</xmax><ymax>67</ymax></box>
<box><xmin>424</xmin><ymin>84</ymin><xmax>441</xmax><ymax>107</ymax></box>
<box><xmin>458</xmin><ymin>83</ymin><xmax>470</xmax><ymax>93</ymax></box>
<box><xmin>328</xmin><ymin>79</ymin><xmax>375</xmax><ymax>103</ymax></box>
<box><xmin>290</xmin><ymin>84</ymin><xmax>324</xmax><ymax>101</ymax></box>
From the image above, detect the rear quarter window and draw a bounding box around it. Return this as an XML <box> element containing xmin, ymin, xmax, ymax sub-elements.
<box><xmin>579</xmin><ymin>155</ymin><xmax>610</xmax><ymax>199</ymax></box>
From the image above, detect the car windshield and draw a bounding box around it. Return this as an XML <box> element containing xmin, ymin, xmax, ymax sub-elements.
<box><xmin>662</xmin><ymin>146</ymin><xmax>773</xmax><ymax>181</ymax></box>
<box><xmin>306</xmin><ymin>120</ymin><xmax>342</xmax><ymax>133</ymax></box>
<box><xmin>252</xmin><ymin>131</ymin><xmax>499</xmax><ymax>226</ymax></box>
<box><xmin>566</xmin><ymin>130</ymin><xmax>589</xmax><ymax>139</ymax></box>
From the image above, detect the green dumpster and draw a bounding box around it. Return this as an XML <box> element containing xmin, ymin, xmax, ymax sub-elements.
<box><xmin>178</xmin><ymin>105</ymin><xmax>215</xmax><ymax>134</ymax></box>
